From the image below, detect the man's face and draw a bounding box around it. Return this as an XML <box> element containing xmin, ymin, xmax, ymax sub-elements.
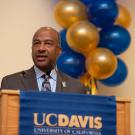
<box><xmin>32</xmin><ymin>28</ymin><xmax>61</xmax><ymax>71</ymax></box>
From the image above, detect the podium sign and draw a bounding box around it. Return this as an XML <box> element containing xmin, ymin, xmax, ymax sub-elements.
<box><xmin>19</xmin><ymin>91</ymin><xmax>116</xmax><ymax>135</ymax></box>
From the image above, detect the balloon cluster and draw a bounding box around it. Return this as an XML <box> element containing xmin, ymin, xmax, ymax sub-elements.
<box><xmin>54</xmin><ymin>0</ymin><xmax>131</xmax><ymax>93</ymax></box>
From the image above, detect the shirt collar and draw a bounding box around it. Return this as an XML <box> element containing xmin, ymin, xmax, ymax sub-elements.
<box><xmin>34</xmin><ymin>65</ymin><xmax>57</xmax><ymax>81</ymax></box>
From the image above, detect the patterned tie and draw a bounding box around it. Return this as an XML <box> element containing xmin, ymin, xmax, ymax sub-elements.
<box><xmin>41</xmin><ymin>75</ymin><xmax>51</xmax><ymax>92</ymax></box>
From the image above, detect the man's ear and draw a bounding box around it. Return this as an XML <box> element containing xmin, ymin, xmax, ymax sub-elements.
<box><xmin>57</xmin><ymin>47</ymin><xmax>62</xmax><ymax>56</ymax></box>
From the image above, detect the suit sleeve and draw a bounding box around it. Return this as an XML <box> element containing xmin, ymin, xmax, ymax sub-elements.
<box><xmin>1</xmin><ymin>77</ymin><xmax>9</xmax><ymax>89</ymax></box>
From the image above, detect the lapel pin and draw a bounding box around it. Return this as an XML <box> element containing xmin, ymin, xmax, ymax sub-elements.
<box><xmin>62</xmin><ymin>81</ymin><xmax>66</xmax><ymax>87</ymax></box>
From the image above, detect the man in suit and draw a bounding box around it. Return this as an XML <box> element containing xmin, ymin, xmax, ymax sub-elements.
<box><xmin>1</xmin><ymin>27</ymin><xmax>86</xmax><ymax>94</ymax></box>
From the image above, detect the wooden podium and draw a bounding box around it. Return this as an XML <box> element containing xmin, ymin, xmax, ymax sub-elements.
<box><xmin>0</xmin><ymin>90</ymin><xmax>131</xmax><ymax>135</ymax></box>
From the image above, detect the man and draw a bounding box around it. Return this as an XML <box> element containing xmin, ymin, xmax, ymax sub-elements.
<box><xmin>1</xmin><ymin>27</ymin><xmax>86</xmax><ymax>94</ymax></box>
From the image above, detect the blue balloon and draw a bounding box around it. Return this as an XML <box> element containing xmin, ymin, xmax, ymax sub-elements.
<box><xmin>57</xmin><ymin>52</ymin><xmax>86</xmax><ymax>78</ymax></box>
<box><xmin>100</xmin><ymin>58</ymin><xmax>128</xmax><ymax>86</ymax></box>
<box><xmin>80</xmin><ymin>0</ymin><xmax>116</xmax><ymax>6</ymax></box>
<box><xmin>80</xmin><ymin>0</ymin><xmax>94</xmax><ymax>5</ymax></box>
<box><xmin>88</xmin><ymin>0</ymin><xmax>118</xmax><ymax>28</ymax></box>
<box><xmin>59</xmin><ymin>29</ymin><xmax>74</xmax><ymax>52</ymax></box>
<box><xmin>99</xmin><ymin>25</ymin><xmax>131</xmax><ymax>55</ymax></box>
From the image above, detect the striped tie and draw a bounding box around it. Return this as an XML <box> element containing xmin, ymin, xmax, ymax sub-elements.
<box><xmin>41</xmin><ymin>75</ymin><xmax>51</xmax><ymax>92</ymax></box>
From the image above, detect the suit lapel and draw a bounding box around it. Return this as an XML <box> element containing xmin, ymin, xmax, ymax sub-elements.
<box><xmin>56</xmin><ymin>70</ymin><xmax>69</xmax><ymax>93</ymax></box>
<box><xmin>21</xmin><ymin>67</ymin><xmax>39</xmax><ymax>91</ymax></box>
<box><xmin>56</xmin><ymin>70</ymin><xmax>63</xmax><ymax>92</ymax></box>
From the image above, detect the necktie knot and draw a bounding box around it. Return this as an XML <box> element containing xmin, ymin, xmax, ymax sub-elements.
<box><xmin>41</xmin><ymin>74</ymin><xmax>51</xmax><ymax>92</ymax></box>
<box><xmin>42</xmin><ymin>74</ymin><xmax>49</xmax><ymax>81</ymax></box>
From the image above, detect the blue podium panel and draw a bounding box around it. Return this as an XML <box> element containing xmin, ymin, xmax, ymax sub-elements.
<box><xmin>19</xmin><ymin>91</ymin><xmax>116</xmax><ymax>135</ymax></box>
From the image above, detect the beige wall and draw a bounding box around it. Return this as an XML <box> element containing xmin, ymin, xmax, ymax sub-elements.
<box><xmin>0</xmin><ymin>0</ymin><xmax>134</xmax><ymax>134</ymax></box>
<box><xmin>0</xmin><ymin>0</ymin><xmax>60</xmax><ymax>81</ymax></box>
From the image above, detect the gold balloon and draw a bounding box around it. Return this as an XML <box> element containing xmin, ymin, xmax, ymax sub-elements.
<box><xmin>54</xmin><ymin>0</ymin><xmax>88</xmax><ymax>28</ymax></box>
<box><xmin>115</xmin><ymin>4</ymin><xmax>131</xmax><ymax>28</ymax></box>
<box><xmin>67</xmin><ymin>21</ymin><xmax>99</xmax><ymax>55</ymax></box>
<box><xmin>86</xmin><ymin>48</ymin><xmax>117</xmax><ymax>80</ymax></box>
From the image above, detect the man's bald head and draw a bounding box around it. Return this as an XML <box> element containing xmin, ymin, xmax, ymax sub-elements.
<box><xmin>32</xmin><ymin>27</ymin><xmax>60</xmax><ymax>45</ymax></box>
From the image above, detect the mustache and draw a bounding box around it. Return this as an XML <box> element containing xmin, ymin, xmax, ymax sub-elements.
<box><xmin>35</xmin><ymin>51</ymin><xmax>49</xmax><ymax>56</ymax></box>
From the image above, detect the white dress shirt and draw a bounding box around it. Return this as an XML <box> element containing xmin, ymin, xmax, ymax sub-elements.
<box><xmin>34</xmin><ymin>66</ymin><xmax>57</xmax><ymax>92</ymax></box>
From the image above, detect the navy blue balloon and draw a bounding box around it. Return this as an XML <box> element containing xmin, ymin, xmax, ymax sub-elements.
<box><xmin>80</xmin><ymin>0</ymin><xmax>116</xmax><ymax>6</ymax></box>
<box><xmin>80</xmin><ymin>0</ymin><xmax>94</xmax><ymax>5</ymax></box>
<box><xmin>57</xmin><ymin>52</ymin><xmax>86</xmax><ymax>78</ymax></box>
<box><xmin>99</xmin><ymin>25</ymin><xmax>131</xmax><ymax>55</ymax></box>
<box><xmin>88</xmin><ymin>0</ymin><xmax>118</xmax><ymax>28</ymax></box>
<box><xmin>100</xmin><ymin>58</ymin><xmax>128</xmax><ymax>86</ymax></box>
<box><xmin>60</xmin><ymin>29</ymin><xmax>74</xmax><ymax>52</ymax></box>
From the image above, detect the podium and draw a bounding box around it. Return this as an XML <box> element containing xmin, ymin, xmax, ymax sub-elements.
<box><xmin>0</xmin><ymin>90</ymin><xmax>131</xmax><ymax>135</ymax></box>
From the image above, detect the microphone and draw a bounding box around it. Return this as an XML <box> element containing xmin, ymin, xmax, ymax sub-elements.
<box><xmin>20</xmin><ymin>71</ymin><xmax>26</xmax><ymax>76</ymax></box>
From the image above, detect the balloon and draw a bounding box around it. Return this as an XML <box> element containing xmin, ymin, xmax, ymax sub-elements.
<box><xmin>115</xmin><ymin>4</ymin><xmax>131</xmax><ymax>28</ymax></box>
<box><xmin>54</xmin><ymin>0</ymin><xmax>88</xmax><ymax>28</ymax></box>
<box><xmin>86</xmin><ymin>48</ymin><xmax>117</xmax><ymax>79</ymax></box>
<box><xmin>60</xmin><ymin>29</ymin><xmax>83</xmax><ymax>53</ymax></box>
<box><xmin>79</xmin><ymin>0</ymin><xmax>94</xmax><ymax>5</ymax></box>
<box><xmin>67</xmin><ymin>21</ymin><xmax>99</xmax><ymax>55</ymax></box>
<box><xmin>87</xmin><ymin>0</ymin><xmax>118</xmax><ymax>28</ymax></box>
<box><xmin>99</xmin><ymin>25</ymin><xmax>131</xmax><ymax>55</ymax></box>
<box><xmin>57</xmin><ymin>52</ymin><xmax>86</xmax><ymax>78</ymax></box>
<box><xmin>60</xmin><ymin>29</ymin><xmax>73</xmax><ymax>52</ymax></box>
<box><xmin>100</xmin><ymin>58</ymin><xmax>128</xmax><ymax>86</ymax></box>
<box><xmin>80</xmin><ymin>0</ymin><xmax>116</xmax><ymax>6</ymax></box>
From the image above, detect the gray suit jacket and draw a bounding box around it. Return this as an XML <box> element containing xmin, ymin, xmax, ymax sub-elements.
<box><xmin>1</xmin><ymin>67</ymin><xmax>86</xmax><ymax>94</ymax></box>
